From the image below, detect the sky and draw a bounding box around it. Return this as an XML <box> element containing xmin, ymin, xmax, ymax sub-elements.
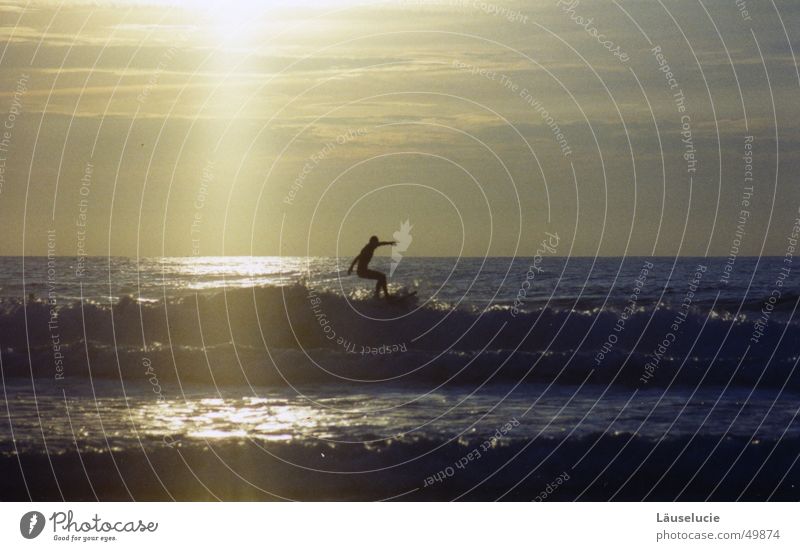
<box><xmin>0</xmin><ymin>0</ymin><xmax>798</xmax><ymax>257</ymax></box>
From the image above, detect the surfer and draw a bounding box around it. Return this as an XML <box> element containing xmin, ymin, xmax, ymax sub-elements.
<box><xmin>347</xmin><ymin>236</ymin><xmax>396</xmax><ymax>299</ymax></box>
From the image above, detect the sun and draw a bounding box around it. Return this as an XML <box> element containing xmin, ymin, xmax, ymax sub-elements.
<box><xmin>127</xmin><ymin>0</ymin><xmax>276</xmax><ymax>45</ymax></box>
<box><xmin>115</xmin><ymin>0</ymin><xmax>370</xmax><ymax>46</ymax></box>
<box><xmin>181</xmin><ymin>0</ymin><xmax>272</xmax><ymax>45</ymax></box>
<box><xmin>135</xmin><ymin>0</ymin><xmax>366</xmax><ymax>42</ymax></box>
<box><xmin>199</xmin><ymin>1</ymin><xmax>272</xmax><ymax>43</ymax></box>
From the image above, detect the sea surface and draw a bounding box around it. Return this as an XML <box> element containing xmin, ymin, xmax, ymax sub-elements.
<box><xmin>1</xmin><ymin>256</ymin><xmax>799</xmax><ymax>500</ymax></box>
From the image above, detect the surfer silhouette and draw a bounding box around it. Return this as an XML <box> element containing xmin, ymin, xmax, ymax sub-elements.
<box><xmin>347</xmin><ymin>235</ymin><xmax>396</xmax><ymax>299</ymax></box>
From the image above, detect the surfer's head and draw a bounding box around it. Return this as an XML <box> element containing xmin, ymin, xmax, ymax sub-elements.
<box><xmin>369</xmin><ymin>235</ymin><xmax>379</xmax><ymax>245</ymax></box>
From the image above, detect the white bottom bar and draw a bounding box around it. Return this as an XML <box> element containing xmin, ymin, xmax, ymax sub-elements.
<box><xmin>2</xmin><ymin>502</ymin><xmax>797</xmax><ymax>549</ymax></box>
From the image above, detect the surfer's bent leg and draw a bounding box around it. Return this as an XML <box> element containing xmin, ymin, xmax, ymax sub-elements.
<box><xmin>358</xmin><ymin>269</ymin><xmax>387</xmax><ymax>298</ymax></box>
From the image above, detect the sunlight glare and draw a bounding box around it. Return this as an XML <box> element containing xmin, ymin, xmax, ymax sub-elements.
<box><xmin>138</xmin><ymin>0</ymin><xmax>366</xmax><ymax>45</ymax></box>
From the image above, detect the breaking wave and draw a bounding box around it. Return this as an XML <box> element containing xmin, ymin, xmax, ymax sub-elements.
<box><xmin>1</xmin><ymin>284</ymin><xmax>798</xmax><ymax>389</ymax></box>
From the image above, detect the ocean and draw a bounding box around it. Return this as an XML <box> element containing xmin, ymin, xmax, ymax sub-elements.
<box><xmin>1</xmin><ymin>255</ymin><xmax>799</xmax><ymax>500</ymax></box>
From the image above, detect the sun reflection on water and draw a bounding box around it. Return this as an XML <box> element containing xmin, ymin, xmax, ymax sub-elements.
<box><xmin>138</xmin><ymin>398</ymin><xmax>335</xmax><ymax>443</ymax></box>
<box><xmin>156</xmin><ymin>256</ymin><xmax>315</xmax><ymax>292</ymax></box>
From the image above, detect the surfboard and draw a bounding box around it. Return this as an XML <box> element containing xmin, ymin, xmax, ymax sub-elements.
<box><xmin>386</xmin><ymin>290</ymin><xmax>417</xmax><ymax>304</ymax></box>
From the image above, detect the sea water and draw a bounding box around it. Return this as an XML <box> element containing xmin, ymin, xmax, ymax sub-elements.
<box><xmin>1</xmin><ymin>256</ymin><xmax>798</xmax><ymax>500</ymax></box>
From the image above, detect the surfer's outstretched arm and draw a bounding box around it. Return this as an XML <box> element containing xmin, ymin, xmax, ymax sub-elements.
<box><xmin>347</xmin><ymin>255</ymin><xmax>360</xmax><ymax>275</ymax></box>
<box><xmin>378</xmin><ymin>241</ymin><xmax>397</xmax><ymax>247</ymax></box>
